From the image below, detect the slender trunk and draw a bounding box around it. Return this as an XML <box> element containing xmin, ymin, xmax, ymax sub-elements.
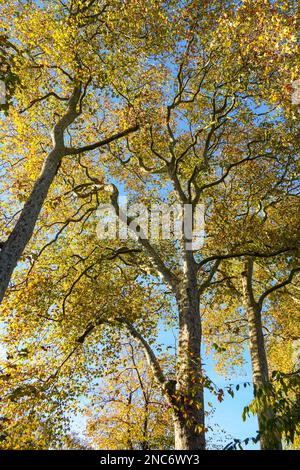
<box><xmin>0</xmin><ymin>147</ymin><xmax>64</xmax><ymax>302</ymax></box>
<box><xmin>174</xmin><ymin>250</ymin><xmax>205</xmax><ymax>450</ymax></box>
<box><xmin>242</xmin><ymin>262</ymin><xmax>282</xmax><ymax>450</ymax></box>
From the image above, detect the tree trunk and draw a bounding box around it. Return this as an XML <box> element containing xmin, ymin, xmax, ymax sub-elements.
<box><xmin>0</xmin><ymin>147</ymin><xmax>64</xmax><ymax>302</ymax></box>
<box><xmin>246</xmin><ymin>303</ymin><xmax>282</xmax><ymax>450</ymax></box>
<box><xmin>242</xmin><ymin>261</ymin><xmax>282</xmax><ymax>450</ymax></box>
<box><xmin>174</xmin><ymin>250</ymin><xmax>205</xmax><ymax>450</ymax></box>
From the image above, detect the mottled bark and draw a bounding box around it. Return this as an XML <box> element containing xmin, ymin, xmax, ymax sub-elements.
<box><xmin>0</xmin><ymin>148</ymin><xmax>64</xmax><ymax>302</ymax></box>
<box><xmin>174</xmin><ymin>249</ymin><xmax>205</xmax><ymax>450</ymax></box>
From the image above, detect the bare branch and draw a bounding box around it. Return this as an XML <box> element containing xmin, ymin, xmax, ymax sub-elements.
<box><xmin>198</xmin><ymin>246</ymin><xmax>298</xmax><ymax>271</ymax></box>
<box><xmin>117</xmin><ymin>318</ymin><xmax>169</xmax><ymax>396</ymax></box>
<box><xmin>65</xmin><ymin>124</ymin><xmax>140</xmax><ymax>155</ymax></box>
<box><xmin>258</xmin><ymin>267</ymin><xmax>300</xmax><ymax>310</ymax></box>
<box><xmin>19</xmin><ymin>92</ymin><xmax>69</xmax><ymax>114</ymax></box>
<box><xmin>106</xmin><ymin>183</ymin><xmax>178</xmax><ymax>292</ymax></box>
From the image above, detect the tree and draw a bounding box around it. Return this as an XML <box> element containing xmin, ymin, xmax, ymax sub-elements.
<box><xmin>202</xmin><ymin>188</ymin><xmax>300</xmax><ymax>448</ymax></box>
<box><xmin>86</xmin><ymin>343</ymin><xmax>174</xmax><ymax>450</ymax></box>
<box><xmin>96</xmin><ymin>1</ymin><xmax>299</xmax><ymax>447</ymax></box>
<box><xmin>0</xmin><ymin>0</ymin><xmax>179</xmax><ymax>302</ymax></box>
<box><xmin>0</xmin><ymin>229</ymin><xmax>166</xmax><ymax>448</ymax></box>
<box><xmin>0</xmin><ymin>0</ymin><xmax>299</xmax><ymax>451</ymax></box>
<box><xmin>202</xmin><ymin>250</ymin><xmax>300</xmax><ymax>448</ymax></box>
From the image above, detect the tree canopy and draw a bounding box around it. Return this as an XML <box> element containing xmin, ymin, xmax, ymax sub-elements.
<box><xmin>0</xmin><ymin>0</ymin><xmax>299</xmax><ymax>451</ymax></box>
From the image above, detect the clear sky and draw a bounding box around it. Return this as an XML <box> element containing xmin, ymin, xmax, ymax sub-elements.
<box><xmin>204</xmin><ymin>351</ymin><xmax>259</xmax><ymax>450</ymax></box>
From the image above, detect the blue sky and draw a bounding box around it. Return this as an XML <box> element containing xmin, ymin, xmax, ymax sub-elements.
<box><xmin>204</xmin><ymin>352</ymin><xmax>259</xmax><ymax>450</ymax></box>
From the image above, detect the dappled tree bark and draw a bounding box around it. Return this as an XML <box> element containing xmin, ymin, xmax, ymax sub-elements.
<box><xmin>2</xmin><ymin>0</ymin><xmax>299</xmax><ymax>451</ymax></box>
<box><xmin>174</xmin><ymin>249</ymin><xmax>205</xmax><ymax>450</ymax></box>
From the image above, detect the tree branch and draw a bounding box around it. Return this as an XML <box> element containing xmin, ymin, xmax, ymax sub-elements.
<box><xmin>106</xmin><ymin>183</ymin><xmax>178</xmax><ymax>292</ymax></box>
<box><xmin>19</xmin><ymin>92</ymin><xmax>69</xmax><ymax>114</ymax></box>
<box><xmin>65</xmin><ymin>124</ymin><xmax>140</xmax><ymax>155</ymax></box>
<box><xmin>198</xmin><ymin>246</ymin><xmax>298</xmax><ymax>271</ymax></box>
<box><xmin>117</xmin><ymin>318</ymin><xmax>170</xmax><ymax>397</ymax></box>
<box><xmin>258</xmin><ymin>267</ymin><xmax>300</xmax><ymax>310</ymax></box>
